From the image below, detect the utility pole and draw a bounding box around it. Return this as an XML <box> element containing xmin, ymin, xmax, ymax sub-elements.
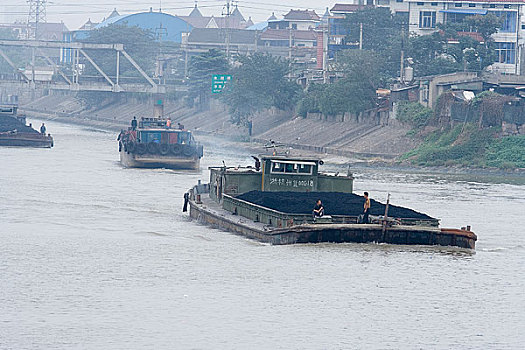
<box><xmin>400</xmin><ymin>27</ymin><xmax>405</xmax><ymax>84</ymax></box>
<box><xmin>288</xmin><ymin>27</ymin><xmax>293</xmax><ymax>61</ymax></box>
<box><xmin>359</xmin><ymin>22</ymin><xmax>363</xmax><ymax>50</ymax></box>
<box><xmin>222</xmin><ymin>0</ymin><xmax>232</xmax><ymax>60</ymax></box>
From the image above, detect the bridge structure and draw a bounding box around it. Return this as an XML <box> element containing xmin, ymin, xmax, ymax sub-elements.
<box><xmin>0</xmin><ymin>39</ymin><xmax>170</xmax><ymax>94</ymax></box>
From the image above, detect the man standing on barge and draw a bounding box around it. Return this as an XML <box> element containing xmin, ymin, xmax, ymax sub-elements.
<box><xmin>362</xmin><ymin>192</ymin><xmax>371</xmax><ymax>224</ymax></box>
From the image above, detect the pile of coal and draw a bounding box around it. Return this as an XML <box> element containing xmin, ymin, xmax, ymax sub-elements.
<box><xmin>0</xmin><ymin>116</ymin><xmax>38</xmax><ymax>133</ymax></box>
<box><xmin>236</xmin><ymin>191</ymin><xmax>434</xmax><ymax>220</ymax></box>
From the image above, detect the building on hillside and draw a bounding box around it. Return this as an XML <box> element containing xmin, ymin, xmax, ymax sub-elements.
<box><xmin>407</xmin><ymin>0</ymin><xmax>524</xmax><ymax>75</ymax></box>
<box><xmin>178</xmin><ymin>4</ymin><xmax>251</xmax><ymax>29</ymax></box>
<box><xmin>328</xmin><ymin>3</ymin><xmax>367</xmax><ymax>51</ymax></box>
<box><xmin>0</xmin><ymin>21</ymin><xmax>68</xmax><ymax>40</ymax></box>
<box><xmin>268</xmin><ymin>9</ymin><xmax>320</xmax><ymax>30</ymax></box>
<box><xmin>259</xmin><ymin>29</ymin><xmax>318</xmax><ymax>48</ymax></box>
<box><xmin>79</xmin><ymin>19</ymin><xmax>99</xmax><ymax>31</ymax></box>
<box><xmin>416</xmin><ymin>71</ymin><xmax>482</xmax><ymax>108</ymax></box>
<box><xmin>92</xmin><ymin>9</ymin><xmax>193</xmax><ymax>42</ymax></box>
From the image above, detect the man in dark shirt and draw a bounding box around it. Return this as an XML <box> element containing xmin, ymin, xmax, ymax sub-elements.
<box><xmin>312</xmin><ymin>199</ymin><xmax>324</xmax><ymax>219</ymax></box>
<box><xmin>131</xmin><ymin>117</ymin><xmax>138</xmax><ymax>130</ymax></box>
<box><xmin>40</xmin><ymin>123</ymin><xmax>46</xmax><ymax>134</ymax></box>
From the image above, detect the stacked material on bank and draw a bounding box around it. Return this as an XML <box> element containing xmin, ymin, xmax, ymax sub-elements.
<box><xmin>236</xmin><ymin>191</ymin><xmax>435</xmax><ymax>220</ymax></box>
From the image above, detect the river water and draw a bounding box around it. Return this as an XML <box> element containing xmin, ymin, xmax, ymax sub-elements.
<box><xmin>1</xmin><ymin>120</ymin><xmax>524</xmax><ymax>349</ymax></box>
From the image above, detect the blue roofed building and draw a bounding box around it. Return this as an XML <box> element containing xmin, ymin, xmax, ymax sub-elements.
<box><xmin>66</xmin><ymin>9</ymin><xmax>193</xmax><ymax>44</ymax></box>
<box><xmin>92</xmin><ymin>9</ymin><xmax>193</xmax><ymax>43</ymax></box>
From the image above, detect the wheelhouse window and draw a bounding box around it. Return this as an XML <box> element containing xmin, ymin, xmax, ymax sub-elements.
<box><xmin>298</xmin><ymin>164</ymin><xmax>313</xmax><ymax>174</ymax></box>
<box><xmin>495</xmin><ymin>42</ymin><xmax>516</xmax><ymax>64</ymax></box>
<box><xmin>419</xmin><ymin>11</ymin><xmax>436</xmax><ymax>28</ymax></box>
<box><xmin>271</xmin><ymin>162</ymin><xmax>285</xmax><ymax>173</ymax></box>
<box><xmin>270</xmin><ymin>161</ymin><xmax>314</xmax><ymax>175</ymax></box>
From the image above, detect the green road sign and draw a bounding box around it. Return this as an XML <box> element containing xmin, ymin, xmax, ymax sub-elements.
<box><xmin>212</xmin><ymin>74</ymin><xmax>232</xmax><ymax>93</ymax></box>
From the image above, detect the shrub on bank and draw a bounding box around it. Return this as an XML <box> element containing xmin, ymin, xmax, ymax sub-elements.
<box><xmin>396</xmin><ymin>101</ymin><xmax>433</xmax><ymax>128</ymax></box>
<box><xmin>486</xmin><ymin>135</ymin><xmax>525</xmax><ymax>169</ymax></box>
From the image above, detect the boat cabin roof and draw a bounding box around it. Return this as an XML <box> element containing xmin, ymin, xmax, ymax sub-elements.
<box><xmin>260</xmin><ymin>155</ymin><xmax>321</xmax><ymax>163</ymax></box>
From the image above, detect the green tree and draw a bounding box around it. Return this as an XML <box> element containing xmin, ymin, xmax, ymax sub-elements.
<box><xmin>410</xmin><ymin>14</ymin><xmax>500</xmax><ymax>76</ymax></box>
<box><xmin>326</xmin><ymin>50</ymin><xmax>379</xmax><ymax>115</ymax></box>
<box><xmin>80</xmin><ymin>24</ymin><xmax>158</xmax><ymax>80</ymax></box>
<box><xmin>464</xmin><ymin>14</ymin><xmax>501</xmax><ymax>43</ymax></box>
<box><xmin>187</xmin><ymin>49</ymin><xmax>229</xmax><ymax>109</ymax></box>
<box><xmin>222</xmin><ymin>53</ymin><xmax>300</xmax><ymax>125</ymax></box>
<box><xmin>344</xmin><ymin>7</ymin><xmax>403</xmax><ymax>80</ymax></box>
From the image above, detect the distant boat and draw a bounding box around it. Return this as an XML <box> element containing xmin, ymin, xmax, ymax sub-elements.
<box><xmin>0</xmin><ymin>102</ymin><xmax>53</xmax><ymax>148</ymax></box>
<box><xmin>118</xmin><ymin>117</ymin><xmax>203</xmax><ymax>170</ymax></box>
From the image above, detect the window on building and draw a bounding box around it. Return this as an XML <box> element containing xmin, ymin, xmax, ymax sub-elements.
<box><xmin>431</xmin><ymin>2</ymin><xmax>438</xmax><ymax>6</ymax></box>
<box><xmin>495</xmin><ymin>42</ymin><xmax>516</xmax><ymax>64</ymax></box>
<box><xmin>504</xmin><ymin>5</ymin><xmax>510</xmax><ymax>9</ymax></box>
<box><xmin>490</xmin><ymin>4</ymin><xmax>496</xmax><ymax>8</ymax></box>
<box><xmin>396</xmin><ymin>0</ymin><xmax>403</xmax><ymax>2</ymax></box>
<box><xmin>419</xmin><ymin>11</ymin><xmax>436</xmax><ymax>28</ymax></box>
<box><xmin>469</xmin><ymin>3</ymin><xmax>476</xmax><ymax>7</ymax></box>
<box><xmin>455</xmin><ymin>3</ymin><xmax>462</xmax><ymax>7</ymax></box>
<box><xmin>291</xmin><ymin>23</ymin><xmax>297</xmax><ymax>30</ymax></box>
<box><xmin>417</xmin><ymin>2</ymin><xmax>424</xmax><ymax>5</ymax></box>
<box><xmin>491</xmin><ymin>11</ymin><xmax>517</xmax><ymax>33</ymax></box>
<box><xmin>378</xmin><ymin>0</ymin><xmax>390</xmax><ymax>5</ymax></box>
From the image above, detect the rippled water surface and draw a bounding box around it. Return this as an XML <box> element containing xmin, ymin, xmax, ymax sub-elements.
<box><xmin>1</xmin><ymin>120</ymin><xmax>524</xmax><ymax>349</ymax></box>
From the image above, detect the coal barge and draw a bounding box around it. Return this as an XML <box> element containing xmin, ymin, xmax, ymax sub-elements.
<box><xmin>118</xmin><ymin>117</ymin><xmax>203</xmax><ymax>170</ymax></box>
<box><xmin>185</xmin><ymin>154</ymin><xmax>477</xmax><ymax>249</ymax></box>
<box><xmin>0</xmin><ymin>102</ymin><xmax>53</xmax><ymax>148</ymax></box>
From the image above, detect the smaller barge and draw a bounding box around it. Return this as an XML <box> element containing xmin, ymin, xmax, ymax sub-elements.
<box><xmin>0</xmin><ymin>102</ymin><xmax>53</xmax><ymax>148</ymax></box>
<box><xmin>186</xmin><ymin>155</ymin><xmax>477</xmax><ymax>249</ymax></box>
<box><xmin>118</xmin><ymin>117</ymin><xmax>203</xmax><ymax>170</ymax></box>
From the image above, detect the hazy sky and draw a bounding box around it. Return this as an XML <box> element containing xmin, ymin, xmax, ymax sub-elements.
<box><xmin>1</xmin><ymin>0</ymin><xmax>335</xmax><ymax>30</ymax></box>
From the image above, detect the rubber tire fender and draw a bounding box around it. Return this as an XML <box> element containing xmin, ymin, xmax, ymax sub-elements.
<box><xmin>136</xmin><ymin>143</ymin><xmax>147</xmax><ymax>155</ymax></box>
<box><xmin>183</xmin><ymin>145</ymin><xmax>195</xmax><ymax>157</ymax></box>
<box><xmin>170</xmin><ymin>144</ymin><xmax>182</xmax><ymax>155</ymax></box>
<box><xmin>197</xmin><ymin>144</ymin><xmax>204</xmax><ymax>158</ymax></box>
<box><xmin>159</xmin><ymin>143</ymin><xmax>170</xmax><ymax>155</ymax></box>
<box><xmin>147</xmin><ymin>142</ymin><xmax>159</xmax><ymax>154</ymax></box>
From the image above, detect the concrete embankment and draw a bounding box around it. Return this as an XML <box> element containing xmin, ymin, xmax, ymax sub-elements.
<box><xmin>19</xmin><ymin>93</ymin><xmax>417</xmax><ymax>161</ymax></box>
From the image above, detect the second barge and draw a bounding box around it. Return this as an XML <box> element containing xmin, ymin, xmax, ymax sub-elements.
<box><xmin>186</xmin><ymin>154</ymin><xmax>477</xmax><ymax>249</ymax></box>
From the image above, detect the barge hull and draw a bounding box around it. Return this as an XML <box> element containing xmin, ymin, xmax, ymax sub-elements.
<box><xmin>119</xmin><ymin>150</ymin><xmax>199</xmax><ymax>170</ymax></box>
<box><xmin>189</xmin><ymin>199</ymin><xmax>476</xmax><ymax>249</ymax></box>
<box><xmin>0</xmin><ymin>135</ymin><xmax>53</xmax><ymax>148</ymax></box>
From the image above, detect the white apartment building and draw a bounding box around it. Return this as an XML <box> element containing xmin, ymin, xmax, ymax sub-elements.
<box><xmin>406</xmin><ymin>0</ymin><xmax>525</xmax><ymax>74</ymax></box>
